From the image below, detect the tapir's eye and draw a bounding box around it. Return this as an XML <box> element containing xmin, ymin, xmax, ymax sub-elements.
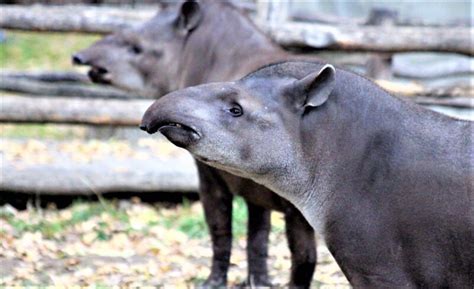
<box><xmin>129</xmin><ymin>45</ymin><xmax>142</xmax><ymax>54</ymax></box>
<box><xmin>228</xmin><ymin>104</ymin><xmax>243</xmax><ymax>117</ymax></box>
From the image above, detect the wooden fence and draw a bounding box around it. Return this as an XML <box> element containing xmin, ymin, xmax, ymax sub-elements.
<box><xmin>1</xmin><ymin>2</ymin><xmax>472</xmax><ymax>195</ymax></box>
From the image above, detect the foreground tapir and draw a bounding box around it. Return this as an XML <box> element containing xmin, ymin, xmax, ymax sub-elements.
<box><xmin>74</xmin><ymin>0</ymin><xmax>317</xmax><ymax>286</ymax></box>
<box><xmin>141</xmin><ymin>60</ymin><xmax>474</xmax><ymax>288</ymax></box>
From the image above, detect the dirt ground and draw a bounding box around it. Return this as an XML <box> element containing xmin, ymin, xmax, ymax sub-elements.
<box><xmin>0</xmin><ymin>200</ymin><xmax>350</xmax><ymax>288</ymax></box>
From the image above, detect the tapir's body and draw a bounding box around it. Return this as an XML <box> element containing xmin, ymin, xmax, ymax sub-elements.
<box><xmin>74</xmin><ymin>1</ymin><xmax>317</xmax><ymax>286</ymax></box>
<box><xmin>141</xmin><ymin>61</ymin><xmax>474</xmax><ymax>288</ymax></box>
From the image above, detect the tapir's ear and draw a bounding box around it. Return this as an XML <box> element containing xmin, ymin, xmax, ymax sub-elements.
<box><xmin>293</xmin><ymin>64</ymin><xmax>336</xmax><ymax>109</ymax></box>
<box><xmin>177</xmin><ymin>0</ymin><xmax>202</xmax><ymax>32</ymax></box>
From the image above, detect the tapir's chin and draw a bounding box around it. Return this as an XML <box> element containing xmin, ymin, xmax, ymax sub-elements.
<box><xmin>195</xmin><ymin>156</ymin><xmax>252</xmax><ymax>180</ymax></box>
<box><xmin>158</xmin><ymin>123</ymin><xmax>201</xmax><ymax>148</ymax></box>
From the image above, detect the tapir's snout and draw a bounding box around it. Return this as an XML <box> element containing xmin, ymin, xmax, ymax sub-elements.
<box><xmin>139</xmin><ymin>123</ymin><xmax>156</xmax><ymax>135</ymax></box>
<box><xmin>139</xmin><ymin>124</ymin><xmax>148</xmax><ymax>132</ymax></box>
<box><xmin>72</xmin><ymin>49</ymin><xmax>112</xmax><ymax>84</ymax></box>
<box><xmin>140</xmin><ymin>102</ymin><xmax>162</xmax><ymax>135</ymax></box>
<box><xmin>72</xmin><ymin>53</ymin><xmax>87</xmax><ymax>66</ymax></box>
<box><xmin>140</xmin><ymin>91</ymin><xmax>202</xmax><ymax>148</ymax></box>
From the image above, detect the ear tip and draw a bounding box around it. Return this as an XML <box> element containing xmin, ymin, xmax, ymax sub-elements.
<box><xmin>322</xmin><ymin>64</ymin><xmax>336</xmax><ymax>72</ymax></box>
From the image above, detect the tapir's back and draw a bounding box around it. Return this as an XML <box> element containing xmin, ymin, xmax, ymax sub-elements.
<box><xmin>331</xmin><ymin>63</ymin><xmax>474</xmax><ymax>286</ymax></box>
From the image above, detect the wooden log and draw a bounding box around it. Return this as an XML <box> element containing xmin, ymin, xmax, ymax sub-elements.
<box><xmin>0</xmin><ymin>76</ymin><xmax>138</xmax><ymax>99</ymax></box>
<box><xmin>1</xmin><ymin>142</ymin><xmax>198</xmax><ymax>194</ymax></box>
<box><xmin>375</xmin><ymin>80</ymin><xmax>473</xmax><ymax>98</ymax></box>
<box><xmin>392</xmin><ymin>53</ymin><xmax>474</xmax><ymax>79</ymax></box>
<box><xmin>0</xmin><ymin>5</ymin><xmax>153</xmax><ymax>33</ymax></box>
<box><xmin>256</xmin><ymin>0</ymin><xmax>290</xmax><ymax>24</ymax></box>
<box><xmin>0</xmin><ymin>95</ymin><xmax>152</xmax><ymax>126</ymax></box>
<box><xmin>424</xmin><ymin>105</ymin><xmax>474</xmax><ymax>121</ymax></box>
<box><xmin>1</xmin><ymin>5</ymin><xmax>472</xmax><ymax>55</ymax></box>
<box><xmin>291</xmin><ymin>10</ymin><xmax>363</xmax><ymax>25</ymax></box>
<box><xmin>3</xmin><ymin>73</ymin><xmax>470</xmax><ymax>101</ymax></box>
<box><xmin>0</xmin><ymin>94</ymin><xmax>471</xmax><ymax>128</ymax></box>
<box><xmin>1</xmin><ymin>70</ymin><xmax>89</xmax><ymax>83</ymax></box>
<box><xmin>259</xmin><ymin>21</ymin><xmax>474</xmax><ymax>56</ymax></box>
<box><xmin>292</xmin><ymin>10</ymin><xmax>470</xmax><ymax>28</ymax></box>
<box><xmin>411</xmin><ymin>97</ymin><xmax>474</xmax><ymax>109</ymax></box>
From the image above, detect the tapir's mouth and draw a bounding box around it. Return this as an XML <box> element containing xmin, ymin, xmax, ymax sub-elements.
<box><xmin>158</xmin><ymin>121</ymin><xmax>198</xmax><ymax>134</ymax></box>
<box><xmin>88</xmin><ymin>66</ymin><xmax>112</xmax><ymax>84</ymax></box>
<box><xmin>144</xmin><ymin>120</ymin><xmax>201</xmax><ymax>148</ymax></box>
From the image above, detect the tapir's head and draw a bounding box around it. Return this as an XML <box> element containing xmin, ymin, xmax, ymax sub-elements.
<box><xmin>72</xmin><ymin>0</ymin><xmax>207</xmax><ymax>97</ymax></box>
<box><xmin>141</xmin><ymin>62</ymin><xmax>336</xmax><ymax>181</ymax></box>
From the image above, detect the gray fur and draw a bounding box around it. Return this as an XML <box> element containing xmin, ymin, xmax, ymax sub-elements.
<box><xmin>74</xmin><ymin>1</ymin><xmax>317</xmax><ymax>287</ymax></box>
<box><xmin>142</xmin><ymin>60</ymin><xmax>474</xmax><ymax>288</ymax></box>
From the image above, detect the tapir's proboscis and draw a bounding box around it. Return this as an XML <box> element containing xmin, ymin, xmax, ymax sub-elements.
<box><xmin>74</xmin><ymin>0</ymin><xmax>317</xmax><ymax>287</ymax></box>
<box><xmin>141</xmin><ymin>61</ymin><xmax>474</xmax><ymax>288</ymax></box>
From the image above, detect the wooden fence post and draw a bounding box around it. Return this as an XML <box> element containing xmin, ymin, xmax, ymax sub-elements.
<box><xmin>256</xmin><ymin>0</ymin><xmax>291</xmax><ymax>24</ymax></box>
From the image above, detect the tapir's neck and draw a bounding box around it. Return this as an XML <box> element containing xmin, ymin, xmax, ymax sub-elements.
<box><xmin>259</xmin><ymin>70</ymin><xmax>471</xmax><ymax>233</ymax></box>
<box><xmin>178</xmin><ymin>4</ymin><xmax>286</xmax><ymax>88</ymax></box>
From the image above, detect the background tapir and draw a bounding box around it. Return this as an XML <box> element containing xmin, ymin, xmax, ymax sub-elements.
<box><xmin>141</xmin><ymin>60</ymin><xmax>474</xmax><ymax>288</ymax></box>
<box><xmin>74</xmin><ymin>0</ymin><xmax>317</xmax><ymax>286</ymax></box>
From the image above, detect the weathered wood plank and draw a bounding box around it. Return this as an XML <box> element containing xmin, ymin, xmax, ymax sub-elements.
<box><xmin>391</xmin><ymin>53</ymin><xmax>474</xmax><ymax>78</ymax></box>
<box><xmin>1</xmin><ymin>93</ymin><xmax>471</xmax><ymax>127</ymax></box>
<box><xmin>258</xmin><ymin>21</ymin><xmax>473</xmax><ymax>56</ymax></box>
<box><xmin>1</xmin><ymin>142</ymin><xmax>198</xmax><ymax>194</ymax></box>
<box><xmin>411</xmin><ymin>97</ymin><xmax>473</xmax><ymax>109</ymax></box>
<box><xmin>0</xmin><ymin>77</ymin><xmax>138</xmax><ymax>99</ymax></box>
<box><xmin>1</xmin><ymin>71</ymin><xmax>89</xmax><ymax>83</ymax></box>
<box><xmin>0</xmin><ymin>5</ymin><xmax>153</xmax><ymax>33</ymax></box>
<box><xmin>0</xmin><ymin>96</ymin><xmax>152</xmax><ymax>126</ymax></box>
<box><xmin>1</xmin><ymin>5</ymin><xmax>472</xmax><ymax>55</ymax></box>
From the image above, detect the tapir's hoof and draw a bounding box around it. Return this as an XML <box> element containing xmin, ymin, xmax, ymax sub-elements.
<box><xmin>200</xmin><ymin>276</ymin><xmax>226</xmax><ymax>288</ymax></box>
<box><xmin>236</xmin><ymin>276</ymin><xmax>272</xmax><ymax>288</ymax></box>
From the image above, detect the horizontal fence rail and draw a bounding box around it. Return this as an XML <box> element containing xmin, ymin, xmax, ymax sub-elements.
<box><xmin>1</xmin><ymin>140</ymin><xmax>199</xmax><ymax>194</ymax></box>
<box><xmin>0</xmin><ymin>96</ymin><xmax>153</xmax><ymax>126</ymax></box>
<box><xmin>1</xmin><ymin>94</ymin><xmax>472</xmax><ymax>127</ymax></box>
<box><xmin>1</xmin><ymin>76</ymin><xmax>139</xmax><ymax>99</ymax></box>
<box><xmin>1</xmin><ymin>5</ymin><xmax>472</xmax><ymax>55</ymax></box>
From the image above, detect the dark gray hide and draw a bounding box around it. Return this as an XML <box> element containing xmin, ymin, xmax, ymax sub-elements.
<box><xmin>141</xmin><ymin>61</ymin><xmax>474</xmax><ymax>289</ymax></box>
<box><xmin>74</xmin><ymin>0</ymin><xmax>317</xmax><ymax>287</ymax></box>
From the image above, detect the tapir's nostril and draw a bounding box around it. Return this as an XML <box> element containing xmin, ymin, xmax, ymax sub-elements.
<box><xmin>139</xmin><ymin>124</ymin><xmax>148</xmax><ymax>132</ymax></box>
<box><xmin>72</xmin><ymin>54</ymin><xmax>85</xmax><ymax>65</ymax></box>
<box><xmin>97</xmin><ymin>67</ymin><xmax>108</xmax><ymax>74</ymax></box>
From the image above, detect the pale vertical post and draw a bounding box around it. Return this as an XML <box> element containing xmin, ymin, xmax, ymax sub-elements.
<box><xmin>256</xmin><ymin>0</ymin><xmax>291</xmax><ymax>25</ymax></box>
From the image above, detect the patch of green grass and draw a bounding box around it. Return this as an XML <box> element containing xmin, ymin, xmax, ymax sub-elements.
<box><xmin>157</xmin><ymin>197</ymin><xmax>285</xmax><ymax>240</ymax></box>
<box><xmin>159</xmin><ymin>198</ymin><xmax>209</xmax><ymax>239</ymax></box>
<box><xmin>0</xmin><ymin>30</ymin><xmax>100</xmax><ymax>70</ymax></box>
<box><xmin>157</xmin><ymin>197</ymin><xmax>249</xmax><ymax>240</ymax></box>
<box><xmin>1</xmin><ymin>197</ymin><xmax>284</xmax><ymax>242</ymax></box>
<box><xmin>231</xmin><ymin>197</ymin><xmax>248</xmax><ymax>238</ymax></box>
<box><xmin>91</xmin><ymin>284</ymin><xmax>114</xmax><ymax>289</ymax></box>
<box><xmin>1</xmin><ymin>200</ymin><xmax>126</xmax><ymax>239</ymax></box>
<box><xmin>0</xmin><ymin>124</ymin><xmax>86</xmax><ymax>140</ymax></box>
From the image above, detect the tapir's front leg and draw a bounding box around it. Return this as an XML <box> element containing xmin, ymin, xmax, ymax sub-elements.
<box><xmin>197</xmin><ymin>162</ymin><xmax>234</xmax><ymax>287</ymax></box>
<box><xmin>285</xmin><ymin>206</ymin><xmax>317</xmax><ymax>289</ymax></box>
<box><xmin>246</xmin><ymin>202</ymin><xmax>272</xmax><ymax>286</ymax></box>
